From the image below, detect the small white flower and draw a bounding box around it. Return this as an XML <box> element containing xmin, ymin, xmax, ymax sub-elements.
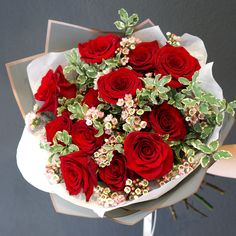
<box><xmin>121</xmin><ymin>110</ymin><xmax>128</xmax><ymax>120</ymax></box>
<box><xmin>122</xmin><ymin>48</ymin><xmax>129</xmax><ymax>55</ymax></box>
<box><xmin>111</xmin><ymin>118</ymin><xmax>118</xmax><ymax>125</ymax></box>
<box><xmin>86</xmin><ymin>119</ymin><xmax>93</xmax><ymax>126</ymax></box>
<box><xmin>128</xmin><ymin>37</ymin><xmax>135</xmax><ymax>44</ymax></box>
<box><xmin>116</xmin><ymin>98</ymin><xmax>124</xmax><ymax>106</ymax></box>
<box><xmin>104</xmin><ymin>114</ymin><xmax>113</xmax><ymax>122</ymax></box>
<box><xmin>140</xmin><ymin>121</ymin><xmax>147</xmax><ymax>129</ymax></box>
<box><xmin>130</xmin><ymin>44</ymin><xmax>136</xmax><ymax>50</ymax></box>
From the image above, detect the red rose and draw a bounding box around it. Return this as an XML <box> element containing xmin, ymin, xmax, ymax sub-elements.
<box><xmin>60</xmin><ymin>151</ymin><xmax>97</xmax><ymax>201</ymax></box>
<box><xmin>97</xmin><ymin>68</ymin><xmax>143</xmax><ymax>104</ymax></box>
<box><xmin>149</xmin><ymin>102</ymin><xmax>186</xmax><ymax>141</ymax></box>
<box><xmin>124</xmin><ymin>132</ymin><xmax>173</xmax><ymax>180</ymax></box>
<box><xmin>99</xmin><ymin>152</ymin><xmax>127</xmax><ymax>191</ymax></box>
<box><xmin>71</xmin><ymin>120</ymin><xmax>104</xmax><ymax>154</ymax></box>
<box><xmin>155</xmin><ymin>44</ymin><xmax>201</xmax><ymax>88</ymax></box>
<box><xmin>78</xmin><ymin>34</ymin><xmax>120</xmax><ymax>64</ymax></box>
<box><xmin>82</xmin><ymin>88</ymin><xmax>101</xmax><ymax>108</ymax></box>
<box><xmin>128</xmin><ymin>41</ymin><xmax>159</xmax><ymax>73</ymax></box>
<box><xmin>35</xmin><ymin>66</ymin><xmax>77</xmax><ymax>115</ymax></box>
<box><xmin>141</xmin><ymin>111</ymin><xmax>152</xmax><ymax>131</ymax></box>
<box><xmin>45</xmin><ymin>113</ymin><xmax>72</xmax><ymax>143</ymax></box>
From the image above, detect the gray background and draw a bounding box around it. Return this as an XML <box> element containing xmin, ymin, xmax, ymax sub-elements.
<box><xmin>0</xmin><ymin>0</ymin><xmax>236</xmax><ymax>235</ymax></box>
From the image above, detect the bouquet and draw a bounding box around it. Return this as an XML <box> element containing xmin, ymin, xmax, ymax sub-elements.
<box><xmin>8</xmin><ymin>8</ymin><xmax>236</xmax><ymax>224</ymax></box>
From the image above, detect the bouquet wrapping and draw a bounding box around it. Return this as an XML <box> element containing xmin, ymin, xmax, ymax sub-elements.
<box><xmin>6</xmin><ymin>9</ymin><xmax>236</xmax><ymax>225</ymax></box>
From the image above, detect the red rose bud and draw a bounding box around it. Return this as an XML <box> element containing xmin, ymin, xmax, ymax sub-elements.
<box><xmin>82</xmin><ymin>88</ymin><xmax>101</xmax><ymax>108</ymax></box>
<box><xmin>78</xmin><ymin>34</ymin><xmax>120</xmax><ymax>64</ymax></box>
<box><xmin>35</xmin><ymin>65</ymin><xmax>77</xmax><ymax>115</ymax></box>
<box><xmin>97</xmin><ymin>68</ymin><xmax>143</xmax><ymax>104</ymax></box>
<box><xmin>45</xmin><ymin>113</ymin><xmax>72</xmax><ymax>143</ymax></box>
<box><xmin>60</xmin><ymin>151</ymin><xmax>98</xmax><ymax>201</ymax></box>
<box><xmin>154</xmin><ymin>44</ymin><xmax>201</xmax><ymax>88</ymax></box>
<box><xmin>71</xmin><ymin>120</ymin><xmax>104</xmax><ymax>155</ymax></box>
<box><xmin>149</xmin><ymin>102</ymin><xmax>186</xmax><ymax>141</ymax></box>
<box><xmin>99</xmin><ymin>152</ymin><xmax>127</xmax><ymax>191</ymax></box>
<box><xmin>124</xmin><ymin>132</ymin><xmax>174</xmax><ymax>180</ymax></box>
<box><xmin>128</xmin><ymin>41</ymin><xmax>159</xmax><ymax>73</ymax></box>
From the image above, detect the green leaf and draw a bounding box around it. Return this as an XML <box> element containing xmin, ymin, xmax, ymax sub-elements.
<box><xmin>118</xmin><ymin>8</ymin><xmax>128</xmax><ymax>22</ymax></box>
<box><xmin>192</xmin><ymin>84</ymin><xmax>202</xmax><ymax>98</ymax></box>
<box><xmin>178</xmin><ymin>77</ymin><xmax>190</xmax><ymax>86</ymax></box>
<box><xmin>182</xmin><ymin>98</ymin><xmax>197</xmax><ymax>107</ymax></box>
<box><xmin>208</xmin><ymin>140</ymin><xmax>219</xmax><ymax>152</ymax></box>
<box><xmin>199</xmin><ymin>103</ymin><xmax>209</xmax><ymax>113</ymax></box>
<box><xmin>128</xmin><ymin>14</ymin><xmax>139</xmax><ymax>26</ymax></box>
<box><xmin>143</xmin><ymin>105</ymin><xmax>152</xmax><ymax>111</ymax></box>
<box><xmin>202</xmin><ymin>93</ymin><xmax>221</xmax><ymax>106</ymax></box>
<box><xmin>77</xmin><ymin>75</ymin><xmax>87</xmax><ymax>85</ymax></box>
<box><xmin>226</xmin><ymin>103</ymin><xmax>235</xmax><ymax>116</ymax></box>
<box><xmin>63</xmin><ymin>65</ymin><xmax>75</xmax><ymax>74</ymax></box>
<box><xmin>86</xmin><ymin>70</ymin><xmax>97</xmax><ymax>78</ymax></box>
<box><xmin>228</xmin><ymin>100</ymin><xmax>236</xmax><ymax>108</ymax></box>
<box><xmin>51</xmin><ymin>144</ymin><xmax>64</xmax><ymax>153</ymax></box>
<box><xmin>191</xmin><ymin>140</ymin><xmax>213</xmax><ymax>154</ymax></box>
<box><xmin>95</xmin><ymin>128</ymin><xmax>104</xmax><ymax>138</ymax></box>
<box><xmin>216</xmin><ymin>112</ymin><xmax>224</xmax><ymax>125</ymax></box>
<box><xmin>114</xmin><ymin>21</ymin><xmax>125</xmax><ymax>30</ymax></box>
<box><xmin>62</xmin><ymin>130</ymin><xmax>71</xmax><ymax>145</ymax></box>
<box><xmin>65</xmin><ymin>49</ymin><xmax>79</xmax><ymax>65</ymax></box>
<box><xmin>200</xmin><ymin>126</ymin><xmax>213</xmax><ymax>139</ymax></box>
<box><xmin>213</xmin><ymin>150</ymin><xmax>232</xmax><ymax>161</ymax></box>
<box><xmin>200</xmin><ymin>155</ymin><xmax>210</xmax><ymax>168</ymax></box>
<box><xmin>192</xmin><ymin>71</ymin><xmax>199</xmax><ymax>83</ymax></box>
<box><xmin>157</xmin><ymin>87</ymin><xmax>169</xmax><ymax>94</ymax></box>
<box><xmin>158</xmin><ymin>75</ymin><xmax>171</xmax><ymax>87</ymax></box>
<box><xmin>125</xmin><ymin>27</ymin><xmax>134</xmax><ymax>35</ymax></box>
<box><xmin>68</xmin><ymin>144</ymin><xmax>79</xmax><ymax>153</ymax></box>
<box><xmin>114</xmin><ymin>144</ymin><xmax>124</xmax><ymax>153</ymax></box>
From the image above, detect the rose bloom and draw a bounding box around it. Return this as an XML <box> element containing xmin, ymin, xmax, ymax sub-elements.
<box><xmin>155</xmin><ymin>44</ymin><xmax>201</xmax><ymax>88</ymax></box>
<box><xmin>60</xmin><ymin>151</ymin><xmax>97</xmax><ymax>201</ymax></box>
<box><xmin>97</xmin><ymin>67</ymin><xmax>143</xmax><ymax>104</ymax></box>
<box><xmin>45</xmin><ymin>112</ymin><xmax>72</xmax><ymax>143</ymax></box>
<box><xmin>124</xmin><ymin>132</ymin><xmax>173</xmax><ymax>180</ymax></box>
<box><xmin>71</xmin><ymin>120</ymin><xmax>104</xmax><ymax>154</ymax></box>
<box><xmin>128</xmin><ymin>41</ymin><xmax>159</xmax><ymax>73</ymax></box>
<box><xmin>78</xmin><ymin>34</ymin><xmax>120</xmax><ymax>64</ymax></box>
<box><xmin>82</xmin><ymin>88</ymin><xmax>101</xmax><ymax>108</ymax></box>
<box><xmin>99</xmin><ymin>152</ymin><xmax>127</xmax><ymax>191</ymax></box>
<box><xmin>35</xmin><ymin>66</ymin><xmax>77</xmax><ymax>115</ymax></box>
<box><xmin>149</xmin><ymin>102</ymin><xmax>186</xmax><ymax>141</ymax></box>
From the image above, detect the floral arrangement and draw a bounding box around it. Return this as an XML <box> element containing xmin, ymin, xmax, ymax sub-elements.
<box><xmin>24</xmin><ymin>9</ymin><xmax>236</xmax><ymax>210</ymax></box>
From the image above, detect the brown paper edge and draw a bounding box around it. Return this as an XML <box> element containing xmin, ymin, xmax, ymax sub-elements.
<box><xmin>5</xmin><ymin>53</ymin><xmax>45</xmax><ymax>118</ymax></box>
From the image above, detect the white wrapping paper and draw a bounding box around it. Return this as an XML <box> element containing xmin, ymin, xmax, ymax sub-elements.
<box><xmin>17</xmin><ymin>26</ymin><xmax>225</xmax><ymax>217</ymax></box>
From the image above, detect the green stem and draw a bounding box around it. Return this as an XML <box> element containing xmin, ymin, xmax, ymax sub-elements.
<box><xmin>204</xmin><ymin>181</ymin><xmax>225</xmax><ymax>195</ymax></box>
<box><xmin>194</xmin><ymin>193</ymin><xmax>213</xmax><ymax>210</ymax></box>
<box><xmin>169</xmin><ymin>205</ymin><xmax>177</xmax><ymax>220</ymax></box>
<box><xmin>184</xmin><ymin>199</ymin><xmax>208</xmax><ymax>217</ymax></box>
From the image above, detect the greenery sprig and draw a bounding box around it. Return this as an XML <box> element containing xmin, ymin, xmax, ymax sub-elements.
<box><xmin>114</xmin><ymin>8</ymin><xmax>139</xmax><ymax>36</ymax></box>
<box><xmin>40</xmin><ymin>130</ymin><xmax>79</xmax><ymax>156</ymax></box>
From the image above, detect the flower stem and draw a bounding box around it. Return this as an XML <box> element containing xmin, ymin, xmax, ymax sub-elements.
<box><xmin>194</xmin><ymin>193</ymin><xmax>213</xmax><ymax>210</ymax></box>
